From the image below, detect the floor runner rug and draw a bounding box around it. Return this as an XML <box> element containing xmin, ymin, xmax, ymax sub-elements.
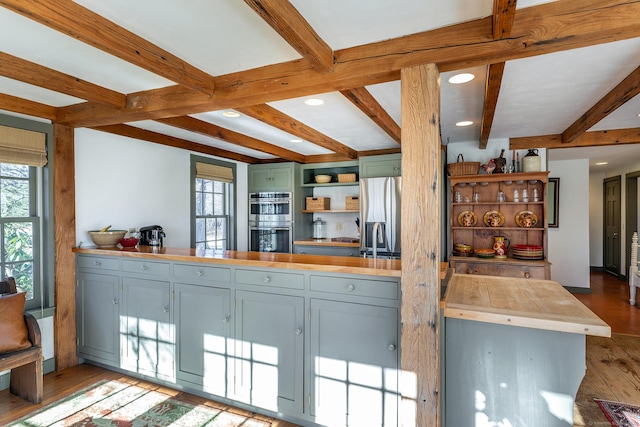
<box><xmin>8</xmin><ymin>379</ymin><xmax>271</xmax><ymax>427</ymax></box>
<box><xmin>596</xmin><ymin>399</ymin><xmax>640</xmax><ymax>427</ymax></box>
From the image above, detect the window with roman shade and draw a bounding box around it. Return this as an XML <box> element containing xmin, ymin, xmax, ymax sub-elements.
<box><xmin>0</xmin><ymin>125</ymin><xmax>47</xmax><ymax>167</ymax></box>
<box><xmin>192</xmin><ymin>157</ymin><xmax>236</xmax><ymax>251</ymax></box>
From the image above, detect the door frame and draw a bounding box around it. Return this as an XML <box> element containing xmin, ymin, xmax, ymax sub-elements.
<box><xmin>603</xmin><ymin>176</ymin><xmax>622</xmax><ymax>277</ymax></box>
<box><xmin>625</xmin><ymin>171</ymin><xmax>640</xmax><ymax>279</ymax></box>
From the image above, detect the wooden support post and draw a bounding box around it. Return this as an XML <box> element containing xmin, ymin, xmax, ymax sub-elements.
<box><xmin>53</xmin><ymin>123</ymin><xmax>78</xmax><ymax>370</ymax></box>
<box><xmin>400</xmin><ymin>63</ymin><xmax>441</xmax><ymax>427</ymax></box>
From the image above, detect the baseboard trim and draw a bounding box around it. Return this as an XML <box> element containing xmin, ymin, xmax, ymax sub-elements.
<box><xmin>566</xmin><ymin>286</ymin><xmax>591</xmax><ymax>294</ymax></box>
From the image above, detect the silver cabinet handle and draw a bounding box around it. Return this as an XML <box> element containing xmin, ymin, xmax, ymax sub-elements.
<box><xmin>112</xmin><ymin>298</ymin><xmax>118</xmax><ymax>305</ymax></box>
<box><xmin>263</xmin><ymin>276</ymin><xmax>271</xmax><ymax>283</ymax></box>
<box><xmin>223</xmin><ymin>316</ymin><xmax>230</xmax><ymax>323</ymax></box>
<box><xmin>388</xmin><ymin>344</ymin><xmax>397</xmax><ymax>351</ymax></box>
<box><xmin>347</xmin><ymin>284</ymin><xmax>355</xmax><ymax>292</ymax></box>
<box><xmin>140</xmin><ymin>264</ymin><xmax>148</xmax><ymax>271</ymax></box>
<box><xmin>93</xmin><ymin>260</ymin><xmax>101</xmax><ymax>266</ymax></box>
<box><xmin>295</xmin><ymin>328</ymin><xmax>303</xmax><ymax>335</ymax></box>
<box><xmin>163</xmin><ymin>307</ymin><xmax>169</xmax><ymax>313</ymax></box>
<box><xmin>196</xmin><ymin>270</ymin><xmax>204</xmax><ymax>277</ymax></box>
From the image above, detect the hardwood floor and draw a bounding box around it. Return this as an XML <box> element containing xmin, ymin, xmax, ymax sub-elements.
<box><xmin>573</xmin><ymin>271</ymin><xmax>640</xmax><ymax>426</ymax></box>
<box><xmin>0</xmin><ymin>270</ymin><xmax>637</xmax><ymax>426</ymax></box>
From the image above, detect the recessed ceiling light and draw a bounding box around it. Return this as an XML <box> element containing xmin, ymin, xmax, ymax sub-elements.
<box><xmin>304</xmin><ymin>98</ymin><xmax>325</xmax><ymax>106</ymax></box>
<box><xmin>456</xmin><ymin>121</ymin><xmax>473</xmax><ymax>127</ymax></box>
<box><xmin>222</xmin><ymin>111</ymin><xmax>240</xmax><ymax>118</ymax></box>
<box><xmin>448</xmin><ymin>73</ymin><xmax>475</xmax><ymax>84</ymax></box>
<box><xmin>595</xmin><ymin>161</ymin><xmax>608</xmax><ymax>165</ymax></box>
<box><xmin>290</xmin><ymin>139</ymin><xmax>303</xmax><ymax>143</ymax></box>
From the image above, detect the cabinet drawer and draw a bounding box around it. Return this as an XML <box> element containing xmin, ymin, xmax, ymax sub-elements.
<box><xmin>310</xmin><ymin>275</ymin><xmax>399</xmax><ymax>299</ymax></box>
<box><xmin>122</xmin><ymin>259</ymin><xmax>170</xmax><ymax>277</ymax></box>
<box><xmin>235</xmin><ymin>269</ymin><xmax>304</xmax><ymax>290</ymax></box>
<box><xmin>453</xmin><ymin>261</ymin><xmax>547</xmax><ymax>280</ymax></box>
<box><xmin>77</xmin><ymin>255</ymin><xmax>119</xmax><ymax>271</ymax></box>
<box><xmin>173</xmin><ymin>263</ymin><xmax>231</xmax><ymax>283</ymax></box>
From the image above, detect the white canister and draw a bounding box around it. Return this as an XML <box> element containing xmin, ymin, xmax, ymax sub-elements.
<box><xmin>522</xmin><ymin>149</ymin><xmax>541</xmax><ymax>172</ymax></box>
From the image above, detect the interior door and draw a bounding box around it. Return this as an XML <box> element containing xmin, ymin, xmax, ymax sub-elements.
<box><xmin>604</xmin><ymin>176</ymin><xmax>621</xmax><ymax>276</ymax></box>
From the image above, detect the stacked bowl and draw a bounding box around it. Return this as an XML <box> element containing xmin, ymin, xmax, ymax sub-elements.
<box><xmin>453</xmin><ymin>243</ymin><xmax>472</xmax><ymax>256</ymax></box>
<box><xmin>512</xmin><ymin>244</ymin><xmax>543</xmax><ymax>260</ymax></box>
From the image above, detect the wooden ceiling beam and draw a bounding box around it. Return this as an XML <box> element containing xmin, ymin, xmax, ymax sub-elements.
<box><xmin>561</xmin><ymin>65</ymin><xmax>640</xmax><ymax>144</ymax></box>
<box><xmin>156</xmin><ymin>115</ymin><xmax>306</xmax><ymax>163</ymax></box>
<box><xmin>54</xmin><ymin>0</ymin><xmax>640</xmax><ymax>128</ymax></box>
<box><xmin>492</xmin><ymin>0</ymin><xmax>517</xmax><ymax>40</ymax></box>
<box><xmin>0</xmin><ymin>93</ymin><xmax>57</xmax><ymax>121</ymax></box>
<box><xmin>340</xmin><ymin>87</ymin><xmax>401</xmax><ymax>144</ymax></box>
<box><xmin>243</xmin><ymin>0</ymin><xmax>333</xmax><ymax>73</ymax></box>
<box><xmin>235</xmin><ymin>104</ymin><xmax>358</xmax><ymax>159</ymax></box>
<box><xmin>91</xmin><ymin>124</ymin><xmax>261</xmax><ymax>164</ymax></box>
<box><xmin>479</xmin><ymin>62</ymin><xmax>505</xmax><ymax>149</ymax></box>
<box><xmin>510</xmin><ymin>128</ymin><xmax>640</xmax><ymax>149</ymax></box>
<box><xmin>0</xmin><ymin>0</ymin><xmax>215</xmax><ymax>95</ymax></box>
<box><xmin>0</xmin><ymin>51</ymin><xmax>126</xmax><ymax>107</ymax></box>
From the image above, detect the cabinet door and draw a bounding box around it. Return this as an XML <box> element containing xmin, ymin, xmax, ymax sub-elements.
<box><xmin>248</xmin><ymin>168</ymin><xmax>272</xmax><ymax>192</ymax></box>
<box><xmin>76</xmin><ymin>272</ymin><xmax>120</xmax><ymax>365</ymax></box>
<box><xmin>310</xmin><ymin>299</ymin><xmax>399</xmax><ymax>427</ymax></box>
<box><xmin>360</xmin><ymin>154</ymin><xmax>401</xmax><ymax>178</ymax></box>
<box><xmin>270</xmin><ymin>166</ymin><xmax>293</xmax><ymax>190</ymax></box>
<box><xmin>174</xmin><ymin>282</ymin><xmax>232</xmax><ymax>396</ymax></box>
<box><xmin>233</xmin><ymin>290</ymin><xmax>304</xmax><ymax>415</ymax></box>
<box><xmin>121</xmin><ymin>277</ymin><xmax>174</xmax><ymax>381</ymax></box>
<box><xmin>294</xmin><ymin>245</ymin><xmax>360</xmax><ymax>257</ymax></box>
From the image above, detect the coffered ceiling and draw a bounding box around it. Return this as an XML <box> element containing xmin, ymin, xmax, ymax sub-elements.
<box><xmin>1</xmin><ymin>0</ymin><xmax>640</xmax><ymax>168</ymax></box>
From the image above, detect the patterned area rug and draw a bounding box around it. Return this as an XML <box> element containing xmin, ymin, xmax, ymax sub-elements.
<box><xmin>9</xmin><ymin>379</ymin><xmax>272</xmax><ymax>427</ymax></box>
<box><xmin>596</xmin><ymin>399</ymin><xmax>640</xmax><ymax>427</ymax></box>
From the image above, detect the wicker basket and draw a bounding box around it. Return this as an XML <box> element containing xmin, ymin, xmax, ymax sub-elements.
<box><xmin>345</xmin><ymin>196</ymin><xmax>359</xmax><ymax>210</ymax></box>
<box><xmin>447</xmin><ymin>154</ymin><xmax>480</xmax><ymax>176</ymax></box>
<box><xmin>338</xmin><ymin>173</ymin><xmax>356</xmax><ymax>183</ymax></box>
<box><xmin>306</xmin><ymin>197</ymin><xmax>330</xmax><ymax>211</ymax></box>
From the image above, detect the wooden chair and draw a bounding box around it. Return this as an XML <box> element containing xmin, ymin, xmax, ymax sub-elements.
<box><xmin>630</xmin><ymin>232</ymin><xmax>639</xmax><ymax>306</ymax></box>
<box><xmin>0</xmin><ymin>277</ymin><xmax>43</xmax><ymax>403</ymax></box>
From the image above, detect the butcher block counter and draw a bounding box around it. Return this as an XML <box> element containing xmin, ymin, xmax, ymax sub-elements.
<box><xmin>441</xmin><ymin>273</ymin><xmax>610</xmax><ymax>427</ymax></box>
<box><xmin>73</xmin><ymin>245</ymin><xmax>401</xmax><ymax>277</ymax></box>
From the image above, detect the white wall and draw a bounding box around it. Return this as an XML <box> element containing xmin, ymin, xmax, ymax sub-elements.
<box><xmin>548</xmin><ymin>159</ymin><xmax>590</xmax><ymax>288</ymax></box>
<box><xmin>74</xmin><ymin>128</ymin><xmax>249</xmax><ymax>250</ymax></box>
<box><xmin>588</xmin><ymin>172</ymin><xmax>605</xmax><ymax>267</ymax></box>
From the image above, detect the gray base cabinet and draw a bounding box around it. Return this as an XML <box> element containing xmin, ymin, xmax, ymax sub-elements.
<box><xmin>76</xmin><ymin>254</ymin><xmax>400</xmax><ymax>427</ymax></box>
<box><xmin>293</xmin><ymin>244</ymin><xmax>360</xmax><ymax>257</ymax></box>
<box><xmin>309</xmin><ymin>299</ymin><xmax>399</xmax><ymax>427</ymax></box>
<box><xmin>174</xmin><ymin>282</ymin><xmax>231</xmax><ymax>396</ymax></box>
<box><xmin>121</xmin><ymin>277</ymin><xmax>174</xmax><ymax>381</ymax></box>
<box><xmin>76</xmin><ymin>272</ymin><xmax>120</xmax><ymax>365</ymax></box>
<box><xmin>234</xmin><ymin>291</ymin><xmax>304</xmax><ymax>415</ymax></box>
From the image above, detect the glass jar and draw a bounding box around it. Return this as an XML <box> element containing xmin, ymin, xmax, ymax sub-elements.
<box><xmin>312</xmin><ymin>217</ymin><xmax>327</xmax><ymax>239</ymax></box>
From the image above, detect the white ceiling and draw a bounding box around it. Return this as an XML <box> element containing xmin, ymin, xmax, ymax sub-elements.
<box><xmin>0</xmin><ymin>0</ymin><xmax>639</xmax><ymax>171</ymax></box>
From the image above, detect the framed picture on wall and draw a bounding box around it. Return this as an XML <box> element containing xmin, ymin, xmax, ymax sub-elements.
<box><xmin>548</xmin><ymin>178</ymin><xmax>560</xmax><ymax>228</ymax></box>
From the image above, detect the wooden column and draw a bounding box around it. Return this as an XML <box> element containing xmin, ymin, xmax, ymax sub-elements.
<box><xmin>400</xmin><ymin>63</ymin><xmax>441</xmax><ymax>427</ymax></box>
<box><xmin>53</xmin><ymin>123</ymin><xmax>78</xmax><ymax>370</ymax></box>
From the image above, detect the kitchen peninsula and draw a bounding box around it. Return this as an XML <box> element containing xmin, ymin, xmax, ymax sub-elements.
<box><xmin>73</xmin><ymin>245</ymin><xmax>402</xmax><ymax>427</ymax></box>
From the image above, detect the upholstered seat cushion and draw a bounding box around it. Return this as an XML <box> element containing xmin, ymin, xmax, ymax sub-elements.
<box><xmin>0</xmin><ymin>292</ymin><xmax>31</xmax><ymax>353</ymax></box>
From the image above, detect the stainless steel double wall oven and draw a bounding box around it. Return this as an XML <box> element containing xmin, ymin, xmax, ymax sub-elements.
<box><xmin>248</xmin><ymin>192</ymin><xmax>293</xmax><ymax>253</ymax></box>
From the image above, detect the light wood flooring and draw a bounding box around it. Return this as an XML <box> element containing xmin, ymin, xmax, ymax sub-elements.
<box><xmin>1</xmin><ymin>270</ymin><xmax>637</xmax><ymax>426</ymax></box>
<box><xmin>573</xmin><ymin>271</ymin><xmax>640</xmax><ymax>426</ymax></box>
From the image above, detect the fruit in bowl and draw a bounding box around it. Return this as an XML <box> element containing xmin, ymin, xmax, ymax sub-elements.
<box><xmin>88</xmin><ymin>227</ymin><xmax>127</xmax><ymax>248</ymax></box>
<box><xmin>119</xmin><ymin>237</ymin><xmax>139</xmax><ymax>248</ymax></box>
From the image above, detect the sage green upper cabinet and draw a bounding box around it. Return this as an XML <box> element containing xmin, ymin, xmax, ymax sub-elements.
<box><xmin>359</xmin><ymin>154</ymin><xmax>401</xmax><ymax>178</ymax></box>
<box><xmin>248</xmin><ymin>163</ymin><xmax>295</xmax><ymax>192</ymax></box>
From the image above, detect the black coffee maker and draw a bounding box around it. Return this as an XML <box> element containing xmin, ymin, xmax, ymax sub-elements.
<box><xmin>139</xmin><ymin>225</ymin><xmax>165</xmax><ymax>247</ymax></box>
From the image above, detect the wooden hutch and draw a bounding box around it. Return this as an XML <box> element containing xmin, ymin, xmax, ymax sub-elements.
<box><xmin>448</xmin><ymin>171</ymin><xmax>551</xmax><ymax>279</ymax></box>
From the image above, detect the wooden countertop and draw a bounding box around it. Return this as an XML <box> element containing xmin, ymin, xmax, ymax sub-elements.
<box><xmin>293</xmin><ymin>239</ymin><xmax>359</xmax><ymax>247</ymax></box>
<box><xmin>442</xmin><ymin>273</ymin><xmax>611</xmax><ymax>337</ymax></box>
<box><xmin>73</xmin><ymin>246</ymin><xmax>401</xmax><ymax>277</ymax></box>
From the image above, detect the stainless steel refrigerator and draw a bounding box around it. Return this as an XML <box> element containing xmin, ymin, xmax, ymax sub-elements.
<box><xmin>359</xmin><ymin>176</ymin><xmax>402</xmax><ymax>258</ymax></box>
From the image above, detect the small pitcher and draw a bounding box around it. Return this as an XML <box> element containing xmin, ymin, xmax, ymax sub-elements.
<box><xmin>493</xmin><ymin>235</ymin><xmax>510</xmax><ymax>259</ymax></box>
